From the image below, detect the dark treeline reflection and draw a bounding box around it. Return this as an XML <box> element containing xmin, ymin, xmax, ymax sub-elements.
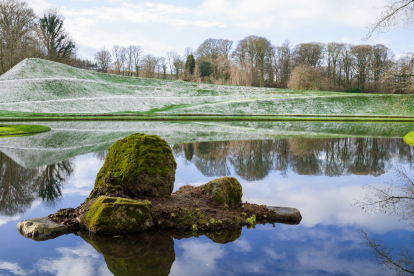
<box><xmin>171</xmin><ymin>138</ymin><xmax>414</xmax><ymax>181</ymax></box>
<box><xmin>0</xmin><ymin>151</ymin><xmax>74</xmax><ymax>216</ymax></box>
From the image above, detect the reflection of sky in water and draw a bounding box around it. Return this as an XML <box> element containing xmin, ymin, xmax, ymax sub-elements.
<box><xmin>0</xmin><ymin>138</ymin><xmax>412</xmax><ymax>275</ymax></box>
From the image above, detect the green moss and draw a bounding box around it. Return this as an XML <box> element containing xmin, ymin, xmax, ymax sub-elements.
<box><xmin>0</xmin><ymin>124</ymin><xmax>50</xmax><ymax>138</ymax></box>
<box><xmin>202</xmin><ymin>177</ymin><xmax>243</xmax><ymax>207</ymax></box>
<box><xmin>404</xmin><ymin>131</ymin><xmax>414</xmax><ymax>146</ymax></box>
<box><xmin>93</xmin><ymin>133</ymin><xmax>176</xmax><ymax>197</ymax></box>
<box><xmin>81</xmin><ymin>196</ymin><xmax>153</xmax><ymax>235</ymax></box>
<box><xmin>247</xmin><ymin>215</ymin><xmax>256</xmax><ymax>225</ymax></box>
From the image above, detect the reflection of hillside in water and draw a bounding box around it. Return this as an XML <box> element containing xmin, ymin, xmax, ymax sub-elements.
<box><xmin>0</xmin><ymin>151</ymin><xmax>74</xmax><ymax>216</ymax></box>
<box><xmin>172</xmin><ymin>138</ymin><xmax>414</xmax><ymax>180</ymax></box>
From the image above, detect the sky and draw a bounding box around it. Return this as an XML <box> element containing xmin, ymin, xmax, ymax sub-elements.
<box><xmin>25</xmin><ymin>0</ymin><xmax>414</xmax><ymax>60</ymax></box>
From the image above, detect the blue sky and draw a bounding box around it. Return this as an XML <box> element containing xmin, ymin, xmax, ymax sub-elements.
<box><xmin>25</xmin><ymin>0</ymin><xmax>414</xmax><ymax>60</ymax></box>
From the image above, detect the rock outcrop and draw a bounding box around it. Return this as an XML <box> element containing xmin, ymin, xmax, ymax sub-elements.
<box><xmin>81</xmin><ymin>196</ymin><xmax>153</xmax><ymax>235</ymax></box>
<box><xmin>92</xmin><ymin>133</ymin><xmax>176</xmax><ymax>198</ymax></box>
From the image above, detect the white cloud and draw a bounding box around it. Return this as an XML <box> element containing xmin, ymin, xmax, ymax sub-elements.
<box><xmin>0</xmin><ymin>261</ymin><xmax>33</xmax><ymax>276</ymax></box>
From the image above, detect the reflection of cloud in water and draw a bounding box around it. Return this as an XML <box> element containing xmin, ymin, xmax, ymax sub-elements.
<box><xmin>232</xmin><ymin>238</ymin><xmax>252</xmax><ymax>252</ymax></box>
<box><xmin>36</xmin><ymin>243</ymin><xmax>111</xmax><ymax>276</ymax></box>
<box><xmin>61</xmin><ymin>154</ymin><xmax>103</xmax><ymax>197</ymax></box>
<box><xmin>0</xmin><ymin>261</ymin><xmax>33</xmax><ymax>275</ymax></box>
<box><xmin>241</xmin><ymin>174</ymin><xmax>407</xmax><ymax>233</ymax></box>
<box><xmin>171</xmin><ymin>240</ymin><xmax>225</xmax><ymax>275</ymax></box>
<box><xmin>0</xmin><ymin>215</ymin><xmax>20</xmax><ymax>228</ymax></box>
<box><xmin>263</xmin><ymin>248</ymin><xmax>287</xmax><ymax>260</ymax></box>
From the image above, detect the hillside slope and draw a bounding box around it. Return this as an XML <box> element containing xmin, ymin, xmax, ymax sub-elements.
<box><xmin>0</xmin><ymin>58</ymin><xmax>413</xmax><ymax>116</ymax></box>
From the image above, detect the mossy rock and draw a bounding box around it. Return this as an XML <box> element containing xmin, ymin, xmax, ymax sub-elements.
<box><xmin>81</xmin><ymin>196</ymin><xmax>153</xmax><ymax>235</ymax></box>
<box><xmin>404</xmin><ymin>131</ymin><xmax>414</xmax><ymax>146</ymax></box>
<box><xmin>94</xmin><ymin>133</ymin><xmax>176</xmax><ymax>198</ymax></box>
<box><xmin>202</xmin><ymin>177</ymin><xmax>243</xmax><ymax>208</ymax></box>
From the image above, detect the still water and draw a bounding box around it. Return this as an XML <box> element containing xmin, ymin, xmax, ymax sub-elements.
<box><xmin>0</xmin><ymin>133</ymin><xmax>414</xmax><ymax>275</ymax></box>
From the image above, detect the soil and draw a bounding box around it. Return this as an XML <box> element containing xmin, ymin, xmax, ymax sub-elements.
<box><xmin>49</xmin><ymin>184</ymin><xmax>300</xmax><ymax>233</ymax></box>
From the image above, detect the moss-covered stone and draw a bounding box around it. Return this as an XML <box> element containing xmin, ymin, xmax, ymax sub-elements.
<box><xmin>202</xmin><ymin>177</ymin><xmax>242</xmax><ymax>208</ymax></box>
<box><xmin>404</xmin><ymin>131</ymin><xmax>414</xmax><ymax>146</ymax></box>
<box><xmin>81</xmin><ymin>196</ymin><xmax>153</xmax><ymax>235</ymax></box>
<box><xmin>93</xmin><ymin>133</ymin><xmax>176</xmax><ymax>198</ymax></box>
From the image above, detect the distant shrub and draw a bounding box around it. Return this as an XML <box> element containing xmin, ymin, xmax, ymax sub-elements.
<box><xmin>199</xmin><ymin>61</ymin><xmax>213</xmax><ymax>77</ymax></box>
<box><xmin>287</xmin><ymin>66</ymin><xmax>332</xmax><ymax>91</ymax></box>
<box><xmin>344</xmin><ymin>87</ymin><xmax>362</xmax><ymax>93</ymax></box>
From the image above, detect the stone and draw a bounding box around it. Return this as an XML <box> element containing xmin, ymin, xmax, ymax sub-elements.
<box><xmin>93</xmin><ymin>133</ymin><xmax>176</xmax><ymax>198</ymax></box>
<box><xmin>202</xmin><ymin>176</ymin><xmax>243</xmax><ymax>208</ymax></box>
<box><xmin>268</xmin><ymin>207</ymin><xmax>302</xmax><ymax>222</ymax></box>
<box><xmin>17</xmin><ymin>217</ymin><xmax>68</xmax><ymax>240</ymax></box>
<box><xmin>81</xmin><ymin>196</ymin><xmax>154</xmax><ymax>235</ymax></box>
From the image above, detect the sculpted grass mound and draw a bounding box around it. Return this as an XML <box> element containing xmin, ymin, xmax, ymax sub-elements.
<box><xmin>92</xmin><ymin>133</ymin><xmax>176</xmax><ymax>198</ymax></box>
<box><xmin>0</xmin><ymin>124</ymin><xmax>50</xmax><ymax>138</ymax></box>
<box><xmin>404</xmin><ymin>132</ymin><xmax>414</xmax><ymax>146</ymax></box>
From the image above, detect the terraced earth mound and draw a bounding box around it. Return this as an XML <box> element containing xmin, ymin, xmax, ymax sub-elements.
<box><xmin>1</xmin><ymin>58</ymin><xmax>414</xmax><ymax>117</ymax></box>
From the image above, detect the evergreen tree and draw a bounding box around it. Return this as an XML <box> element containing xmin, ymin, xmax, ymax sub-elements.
<box><xmin>199</xmin><ymin>60</ymin><xmax>213</xmax><ymax>77</ymax></box>
<box><xmin>38</xmin><ymin>9</ymin><xmax>76</xmax><ymax>63</ymax></box>
<box><xmin>185</xmin><ymin>54</ymin><xmax>195</xmax><ymax>75</ymax></box>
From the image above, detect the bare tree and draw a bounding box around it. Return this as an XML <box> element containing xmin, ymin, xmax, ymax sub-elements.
<box><xmin>131</xmin><ymin>45</ymin><xmax>143</xmax><ymax>77</ymax></box>
<box><xmin>94</xmin><ymin>47</ymin><xmax>111</xmax><ymax>73</ymax></box>
<box><xmin>366</xmin><ymin>0</ymin><xmax>414</xmax><ymax>39</ymax></box>
<box><xmin>166</xmin><ymin>51</ymin><xmax>178</xmax><ymax>80</ymax></box>
<box><xmin>141</xmin><ymin>54</ymin><xmax>158</xmax><ymax>78</ymax></box>
<box><xmin>0</xmin><ymin>0</ymin><xmax>37</xmax><ymax>74</ymax></box>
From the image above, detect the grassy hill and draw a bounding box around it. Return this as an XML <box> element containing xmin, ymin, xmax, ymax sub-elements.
<box><xmin>0</xmin><ymin>58</ymin><xmax>414</xmax><ymax>118</ymax></box>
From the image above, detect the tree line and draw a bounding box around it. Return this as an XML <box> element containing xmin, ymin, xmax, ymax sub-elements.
<box><xmin>95</xmin><ymin>37</ymin><xmax>413</xmax><ymax>93</ymax></box>
<box><xmin>2</xmin><ymin>0</ymin><xmax>413</xmax><ymax>94</ymax></box>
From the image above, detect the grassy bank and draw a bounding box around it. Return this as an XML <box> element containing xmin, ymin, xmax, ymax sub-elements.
<box><xmin>404</xmin><ymin>132</ymin><xmax>414</xmax><ymax>146</ymax></box>
<box><xmin>0</xmin><ymin>124</ymin><xmax>51</xmax><ymax>137</ymax></box>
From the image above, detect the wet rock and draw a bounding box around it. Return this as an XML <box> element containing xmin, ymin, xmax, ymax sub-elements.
<box><xmin>202</xmin><ymin>176</ymin><xmax>242</xmax><ymax>208</ymax></box>
<box><xmin>17</xmin><ymin>217</ymin><xmax>68</xmax><ymax>240</ymax></box>
<box><xmin>268</xmin><ymin>207</ymin><xmax>302</xmax><ymax>222</ymax></box>
<box><xmin>81</xmin><ymin>196</ymin><xmax>154</xmax><ymax>235</ymax></box>
<box><xmin>92</xmin><ymin>133</ymin><xmax>176</xmax><ymax>198</ymax></box>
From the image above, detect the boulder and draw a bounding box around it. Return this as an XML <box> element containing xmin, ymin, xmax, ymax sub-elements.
<box><xmin>202</xmin><ymin>177</ymin><xmax>242</xmax><ymax>208</ymax></box>
<box><xmin>81</xmin><ymin>196</ymin><xmax>154</xmax><ymax>235</ymax></box>
<box><xmin>93</xmin><ymin>133</ymin><xmax>176</xmax><ymax>198</ymax></box>
<box><xmin>268</xmin><ymin>207</ymin><xmax>302</xmax><ymax>222</ymax></box>
<box><xmin>17</xmin><ymin>217</ymin><xmax>68</xmax><ymax>240</ymax></box>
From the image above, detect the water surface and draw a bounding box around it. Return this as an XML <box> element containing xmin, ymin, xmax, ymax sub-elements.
<box><xmin>0</xmin><ymin>122</ymin><xmax>413</xmax><ymax>275</ymax></box>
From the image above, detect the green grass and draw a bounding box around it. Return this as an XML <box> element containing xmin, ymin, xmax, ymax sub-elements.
<box><xmin>404</xmin><ymin>131</ymin><xmax>414</xmax><ymax>146</ymax></box>
<box><xmin>0</xmin><ymin>124</ymin><xmax>51</xmax><ymax>137</ymax></box>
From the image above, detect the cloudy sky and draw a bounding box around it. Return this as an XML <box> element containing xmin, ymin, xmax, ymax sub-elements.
<box><xmin>25</xmin><ymin>0</ymin><xmax>413</xmax><ymax>59</ymax></box>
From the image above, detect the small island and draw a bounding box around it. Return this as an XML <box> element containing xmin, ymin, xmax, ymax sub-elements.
<box><xmin>18</xmin><ymin>133</ymin><xmax>301</xmax><ymax>240</ymax></box>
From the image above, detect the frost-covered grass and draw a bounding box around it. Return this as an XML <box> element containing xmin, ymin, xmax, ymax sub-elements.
<box><xmin>1</xmin><ymin>58</ymin><xmax>412</xmax><ymax>117</ymax></box>
<box><xmin>0</xmin><ymin>124</ymin><xmax>50</xmax><ymax>137</ymax></box>
<box><xmin>0</xmin><ymin>120</ymin><xmax>413</xmax><ymax>168</ymax></box>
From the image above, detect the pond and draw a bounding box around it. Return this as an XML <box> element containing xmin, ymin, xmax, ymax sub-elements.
<box><xmin>0</xmin><ymin>121</ymin><xmax>413</xmax><ymax>275</ymax></box>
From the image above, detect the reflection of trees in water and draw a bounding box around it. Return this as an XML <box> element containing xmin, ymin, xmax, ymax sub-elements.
<box><xmin>0</xmin><ymin>151</ymin><xmax>74</xmax><ymax>216</ymax></box>
<box><xmin>359</xmin><ymin>166</ymin><xmax>414</xmax><ymax>275</ymax></box>
<box><xmin>93</xmin><ymin>151</ymin><xmax>108</xmax><ymax>162</ymax></box>
<box><xmin>34</xmin><ymin>161</ymin><xmax>74</xmax><ymax>208</ymax></box>
<box><xmin>174</xmin><ymin>138</ymin><xmax>414</xmax><ymax>181</ymax></box>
